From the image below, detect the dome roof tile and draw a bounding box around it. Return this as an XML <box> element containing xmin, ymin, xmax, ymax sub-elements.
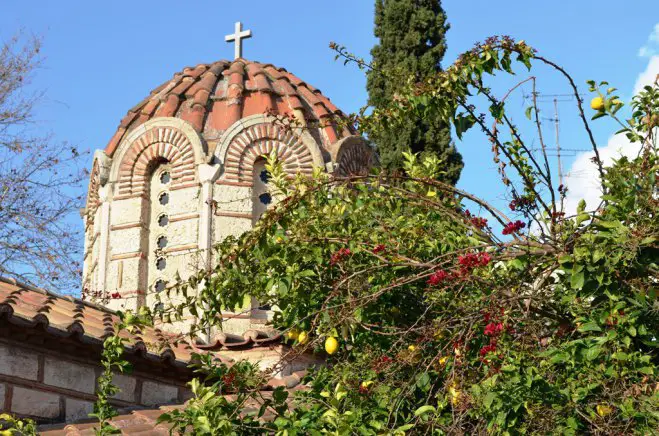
<box><xmin>105</xmin><ymin>59</ymin><xmax>353</xmax><ymax>156</ymax></box>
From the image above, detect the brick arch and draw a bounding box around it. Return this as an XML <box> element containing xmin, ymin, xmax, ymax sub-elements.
<box><xmin>223</xmin><ymin>123</ymin><xmax>314</xmax><ymax>184</ymax></box>
<box><xmin>116</xmin><ymin>126</ymin><xmax>197</xmax><ymax>197</ymax></box>
<box><xmin>332</xmin><ymin>136</ymin><xmax>376</xmax><ymax>178</ymax></box>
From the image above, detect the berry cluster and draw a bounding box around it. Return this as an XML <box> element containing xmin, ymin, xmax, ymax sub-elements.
<box><xmin>464</xmin><ymin>210</ymin><xmax>488</xmax><ymax>229</ymax></box>
<box><xmin>458</xmin><ymin>252</ymin><xmax>492</xmax><ymax>270</ymax></box>
<box><xmin>426</xmin><ymin>252</ymin><xmax>492</xmax><ymax>287</ymax></box>
<box><xmin>427</xmin><ymin>269</ymin><xmax>449</xmax><ymax>286</ymax></box>
<box><xmin>221</xmin><ymin>372</ymin><xmax>236</xmax><ymax>390</ymax></box>
<box><xmin>330</xmin><ymin>247</ymin><xmax>352</xmax><ymax>265</ymax></box>
<box><xmin>111</xmin><ymin>292</ymin><xmax>121</xmax><ymax>299</ymax></box>
<box><xmin>479</xmin><ymin>309</ymin><xmax>506</xmax><ymax>364</ymax></box>
<box><xmin>508</xmin><ymin>196</ymin><xmax>534</xmax><ymax>211</ymax></box>
<box><xmin>484</xmin><ymin>322</ymin><xmax>503</xmax><ymax>336</ymax></box>
<box><xmin>372</xmin><ymin>244</ymin><xmax>386</xmax><ymax>254</ymax></box>
<box><xmin>479</xmin><ymin>342</ymin><xmax>497</xmax><ymax>357</ymax></box>
<box><xmin>470</xmin><ymin>217</ymin><xmax>488</xmax><ymax>229</ymax></box>
<box><xmin>502</xmin><ymin>220</ymin><xmax>526</xmax><ymax>235</ymax></box>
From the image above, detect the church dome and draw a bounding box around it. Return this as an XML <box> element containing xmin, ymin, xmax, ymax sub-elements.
<box><xmin>104</xmin><ymin>58</ymin><xmax>355</xmax><ymax>157</ymax></box>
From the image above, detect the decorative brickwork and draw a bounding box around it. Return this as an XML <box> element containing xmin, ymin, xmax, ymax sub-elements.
<box><xmin>223</xmin><ymin>123</ymin><xmax>314</xmax><ymax>183</ymax></box>
<box><xmin>116</xmin><ymin>126</ymin><xmax>197</xmax><ymax>197</ymax></box>
<box><xmin>332</xmin><ymin>135</ymin><xmax>376</xmax><ymax>178</ymax></box>
<box><xmin>84</xmin><ymin>160</ymin><xmax>100</xmax><ymax>227</ymax></box>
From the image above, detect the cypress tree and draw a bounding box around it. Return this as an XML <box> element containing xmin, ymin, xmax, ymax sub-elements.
<box><xmin>367</xmin><ymin>0</ymin><xmax>463</xmax><ymax>183</ymax></box>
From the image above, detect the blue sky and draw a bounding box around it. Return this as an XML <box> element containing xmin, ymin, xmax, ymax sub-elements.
<box><xmin>2</xmin><ymin>0</ymin><xmax>658</xmax><ymax>232</ymax></box>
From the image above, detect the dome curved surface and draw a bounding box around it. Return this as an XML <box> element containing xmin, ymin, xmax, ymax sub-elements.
<box><xmin>105</xmin><ymin>59</ymin><xmax>354</xmax><ymax>157</ymax></box>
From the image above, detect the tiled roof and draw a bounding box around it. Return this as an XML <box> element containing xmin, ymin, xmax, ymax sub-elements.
<box><xmin>39</xmin><ymin>380</ymin><xmax>307</xmax><ymax>435</ymax></box>
<box><xmin>105</xmin><ymin>58</ymin><xmax>353</xmax><ymax>157</ymax></box>
<box><xmin>0</xmin><ymin>277</ymin><xmax>281</xmax><ymax>367</ymax></box>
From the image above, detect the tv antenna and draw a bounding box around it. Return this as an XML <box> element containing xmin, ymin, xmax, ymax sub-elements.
<box><xmin>526</xmin><ymin>93</ymin><xmax>590</xmax><ymax>186</ymax></box>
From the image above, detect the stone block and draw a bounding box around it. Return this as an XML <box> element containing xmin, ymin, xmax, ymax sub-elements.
<box><xmin>0</xmin><ymin>344</ymin><xmax>39</xmax><ymax>380</ymax></box>
<box><xmin>0</xmin><ymin>384</ymin><xmax>5</xmax><ymax>410</ymax></box>
<box><xmin>141</xmin><ymin>381</ymin><xmax>178</xmax><ymax>406</ymax></box>
<box><xmin>65</xmin><ymin>398</ymin><xmax>94</xmax><ymax>422</ymax></box>
<box><xmin>109</xmin><ymin>227</ymin><xmax>142</xmax><ymax>253</ymax></box>
<box><xmin>111</xmin><ymin>197</ymin><xmax>143</xmax><ymax>225</ymax></box>
<box><xmin>11</xmin><ymin>387</ymin><xmax>60</xmax><ymax>419</ymax></box>
<box><xmin>43</xmin><ymin>357</ymin><xmax>96</xmax><ymax>394</ymax></box>
<box><xmin>111</xmin><ymin>373</ymin><xmax>136</xmax><ymax>402</ymax></box>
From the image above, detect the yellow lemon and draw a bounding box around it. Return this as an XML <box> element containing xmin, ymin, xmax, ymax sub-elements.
<box><xmin>408</xmin><ymin>345</ymin><xmax>416</xmax><ymax>352</ymax></box>
<box><xmin>439</xmin><ymin>356</ymin><xmax>449</xmax><ymax>365</ymax></box>
<box><xmin>596</xmin><ymin>404</ymin><xmax>613</xmax><ymax>417</ymax></box>
<box><xmin>297</xmin><ymin>331</ymin><xmax>309</xmax><ymax>344</ymax></box>
<box><xmin>590</xmin><ymin>96</ymin><xmax>605</xmax><ymax>111</ymax></box>
<box><xmin>275</xmin><ymin>236</ymin><xmax>284</xmax><ymax>243</ymax></box>
<box><xmin>0</xmin><ymin>430</ymin><xmax>13</xmax><ymax>436</ymax></box>
<box><xmin>325</xmin><ymin>336</ymin><xmax>339</xmax><ymax>354</ymax></box>
<box><xmin>360</xmin><ymin>380</ymin><xmax>374</xmax><ymax>389</ymax></box>
<box><xmin>285</xmin><ymin>328</ymin><xmax>299</xmax><ymax>341</ymax></box>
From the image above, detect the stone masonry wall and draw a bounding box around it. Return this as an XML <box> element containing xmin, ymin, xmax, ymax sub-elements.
<box><xmin>0</xmin><ymin>340</ymin><xmax>189</xmax><ymax>423</ymax></box>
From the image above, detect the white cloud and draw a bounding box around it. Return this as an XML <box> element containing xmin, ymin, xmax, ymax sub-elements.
<box><xmin>563</xmin><ymin>25</ymin><xmax>659</xmax><ymax>215</ymax></box>
<box><xmin>638</xmin><ymin>23</ymin><xmax>659</xmax><ymax>58</ymax></box>
<box><xmin>563</xmin><ymin>134</ymin><xmax>639</xmax><ymax>215</ymax></box>
<box><xmin>634</xmin><ymin>55</ymin><xmax>659</xmax><ymax>95</ymax></box>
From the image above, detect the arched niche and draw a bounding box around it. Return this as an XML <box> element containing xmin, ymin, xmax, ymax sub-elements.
<box><xmin>108</xmin><ymin>117</ymin><xmax>206</xmax><ymax>197</ymax></box>
<box><xmin>213</xmin><ymin>114</ymin><xmax>326</xmax><ymax>183</ymax></box>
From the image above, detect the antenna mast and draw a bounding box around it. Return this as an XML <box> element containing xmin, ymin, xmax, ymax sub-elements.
<box><xmin>554</xmin><ymin>98</ymin><xmax>563</xmax><ymax>186</ymax></box>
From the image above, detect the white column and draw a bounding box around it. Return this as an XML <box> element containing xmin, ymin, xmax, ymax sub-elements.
<box><xmin>197</xmin><ymin>163</ymin><xmax>222</xmax><ymax>271</ymax></box>
<box><xmin>97</xmin><ymin>185</ymin><xmax>112</xmax><ymax>294</ymax></box>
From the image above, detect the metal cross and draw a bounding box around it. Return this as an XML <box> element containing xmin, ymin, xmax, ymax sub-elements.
<box><xmin>225</xmin><ymin>21</ymin><xmax>252</xmax><ymax>60</ymax></box>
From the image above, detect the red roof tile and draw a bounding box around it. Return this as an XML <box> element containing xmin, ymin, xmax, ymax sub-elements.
<box><xmin>104</xmin><ymin>59</ymin><xmax>353</xmax><ymax>156</ymax></box>
<box><xmin>0</xmin><ymin>277</ymin><xmax>282</xmax><ymax>367</ymax></box>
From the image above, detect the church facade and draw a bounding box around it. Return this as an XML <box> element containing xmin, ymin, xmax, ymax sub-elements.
<box><xmin>81</xmin><ymin>56</ymin><xmax>374</xmax><ymax>334</ymax></box>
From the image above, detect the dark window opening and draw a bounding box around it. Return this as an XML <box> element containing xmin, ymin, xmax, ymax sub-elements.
<box><xmin>154</xmin><ymin>280</ymin><xmax>166</xmax><ymax>293</ymax></box>
<box><xmin>158</xmin><ymin>215</ymin><xmax>169</xmax><ymax>227</ymax></box>
<box><xmin>159</xmin><ymin>192</ymin><xmax>169</xmax><ymax>205</ymax></box>
<box><xmin>259</xmin><ymin>192</ymin><xmax>272</xmax><ymax>205</ymax></box>
<box><xmin>156</xmin><ymin>257</ymin><xmax>166</xmax><ymax>270</ymax></box>
<box><xmin>259</xmin><ymin>169</ymin><xmax>270</xmax><ymax>184</ymax></box>
<box><xmin>160</xmin><ymin>172</ymin><xmax>171</xmax><ymax>184</ymax></box>
<box><xmin>157</xmin><ymin>236</ymin><xmax>168</xmax><ymax>249</ymax></box>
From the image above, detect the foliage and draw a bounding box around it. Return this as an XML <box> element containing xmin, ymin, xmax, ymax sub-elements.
<box><xmin>366</xmin><ymin>0</ymin><xmax>463</xmax><ymax>182</ymax></box>
<box><xmin>157</xmin><ymin>357</ymin><xmax>286</xmax><ymax>435</ymax></box>
<box><xmin>0</xmin><ymin>414</ymin><xmax>36</xmax><ymax>436</ymax></box>
<box><xmin>0</xmin><ymin>32</ymin><xmax>86</xmax><ymax>291</ymax></box>
<box><xmin>91</xmin><ymin>309</ymin><xmax>151</xmax><ymax>435</ymax></box>
<box><xmin>157</xmin><ymin>39</ymin><xmax>657</xmax><ymax>434</ymax></box>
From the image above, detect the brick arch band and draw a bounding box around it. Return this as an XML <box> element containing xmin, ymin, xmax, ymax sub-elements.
<box><xmin>223</xmin><ymin>123</ymin><xmax>314</xmax><ymax>184</ymax></box>
<box><xmin>85</xmin><ymin>160</ymin><xmax>100</xmax><ymax>226</ymax></box>
<box><xmin>116</xmin><ymin>127</ymin><xmax>197</xmax><ymax>197</ymax></box>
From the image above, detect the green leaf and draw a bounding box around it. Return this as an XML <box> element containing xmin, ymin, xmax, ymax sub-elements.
<box><xmin>484</xmin><ymin>392</ymin><xmax>497</xmax><ymax>409</ymax></box>
<box><xmin>585</xmin><ymin>345</ymin><xmax>601</xmax><ymax>361</ymax></box>
<box><xmin>612</xmin><ymin>352</ymin><xmax>629</xmax><ymax>361</ymax></box>
<box><xmin>578</xmin><ymin>322</ymin><xmax>601</xmax><ymax>333</ymax></box>
<box><xmin>414</xmin><ymin>405</ymin><xmax>436</xmax><ymax>417</ymax></box>
<box><xmin>577</xmin><ymin>199</ymin><xmax>586</xmax><ymax>214</ymax></box>
<box><xmin>571</xmin><ymin>271</ymin><xmax>585</xmax><ymax>290</ymax></box>
<box><xmin>525</xmin><ymin>106</ymin><xmax>533</xmax><ymax>120</ymax></box>
<box><xmin>395</xmin><ymin>424</ymin><xmax>415</xmax><ymax>432</ymax></box>
<box><xmin>273</xmin><ymin>387</ymin><xmax>289</xmax><ymax>404</ymax></box>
